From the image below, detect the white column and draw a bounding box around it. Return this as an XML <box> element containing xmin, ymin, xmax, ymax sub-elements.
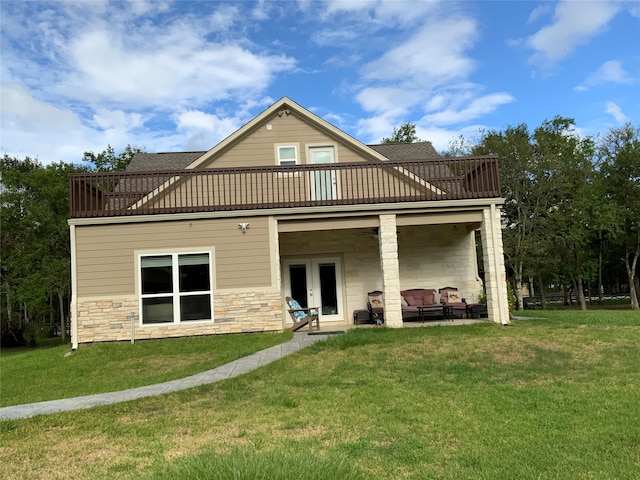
<box><xmin>480</xmin><ymin>205</ymin><xmax>510</xmax><ymax>324</ymax></box>
<box><xmin>378</xmin><ymin>214</ymin><xmax>403</xmax><ymax>328</ymax></box>
<box><xmin>70</xmin><ymin>224</ymin><xmax>79</xmax><ymax>349</ymax></box>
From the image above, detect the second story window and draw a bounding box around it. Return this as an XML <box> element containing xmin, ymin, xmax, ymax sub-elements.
<box><xmin>277</xmin><ymin>145</ymin><xmax>298</xmax><ymax>166</ymax></box>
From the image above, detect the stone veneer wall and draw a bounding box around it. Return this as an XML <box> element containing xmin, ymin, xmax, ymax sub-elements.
<box><xmin>75</xmin><ymin>289</ymin><xmax>283</xmax><ymax>344</ymax></box>
<box><xmin>398</xmin><ymin>224</ymin><xmax>483</xmax><ymax>303</ymax></box>
<box><xmin>279</xmin><ymin>223</ymin><xmax>482</xmax><ymax>322</ymax></box>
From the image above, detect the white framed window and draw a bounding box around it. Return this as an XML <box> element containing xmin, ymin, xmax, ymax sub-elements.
<box><xmin>277</xmin><ymin>145</ymin><xmax>298</xmax><ymax>166</ymax></box>
<box><xmin>139</xmin><ymin>252</ymin><xmax>213</xmax><ymax>325</ymax></box>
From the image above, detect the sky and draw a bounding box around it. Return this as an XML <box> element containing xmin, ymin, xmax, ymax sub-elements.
<box><xmin>1</xmin><ymin>0</ymin><xmax>639</xmax><ymax>165</ymax></box>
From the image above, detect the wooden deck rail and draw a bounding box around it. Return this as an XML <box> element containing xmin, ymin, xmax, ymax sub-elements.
<box><xmin>69</xmin><ymin>156</ymin><xmax>501</xmax><ymax>218</ymax></box>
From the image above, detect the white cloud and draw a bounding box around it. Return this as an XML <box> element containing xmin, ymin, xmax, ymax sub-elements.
<box><xmin>354</xmin><ymin>16</ymin><xmax>480</xmax><ymax>126</ymax></box>
<box><xmin>605</xmin><ymin>102</ymin><xmax>629</xmax><ymax>123</ymax></box>
<box><xmin>251</xmin><ymin>0</ymin><xmax>270</xmax><ymax>20</ymax></box>
<box><xmin>1</xmin><ymin>84</ymin><xmax>82</xmax><ymax>134</ymax></box>
<box><xmin>352</xmin><ymin>11</ymin><xmax>513</xmax><ymax>144</ymax></box>
<box><xmin>527</xmin><ymin>4</ymin><xmax>553</xmax><ymax>24</ymax></box>
<box><xmin>526</xmin><ymin>0</ymin><xmax>621</xmax><ymax>66</ymax></box>
<box><xmin>174</xmin><ymin>110</ymin><xmax>242</xmax><ymax>151</ymax></box>
<box><xmin>65</xmin><ymin>28</ymin><xmax>295</xmax><ymax>108</ymax></box>
<box><xmin>355</xmin><ymin>86</ymin><xmax>416</xmax><ymax>116</ymax></box>
<box><xmin>323</xmin><ymin>0</ymin><xmax>440</xmax><ymax>27</ymax></box>
<box><xmin>92</xmin><ymin>108</ymin><xmax>146</xmax><ymax>131</ymax></box>
<box><xmin>422</xmin><ymin>93</ymin><xmax>515</xmax><ymax>126</ymax></box>
<box><xmin>312</xmin><ymin>0</ymin><xmax>441</xmax><ymax>47</ymax></box>
<box><xmin>361</xmin><ymin>18</ymin><xmax>477</xmax><ymax>86</ymax></box>
<box><xmin>125</xmin><ymin>0</ymin><xmax>170</xmax><ymax>16</ymax></box>
<box><xmin>0</xmin><ymin>2</ymin><xmax>298</xmax><ymax>163</ymax></box>
<box><xmin>207</xmin><ymin>4</ymin><xmax>242</xmax><ymax>30</ymax></box>
<box><xmin>575</xmin><ymin>60</ymin><xmax>634</xmax><ymax>91</ymax></box>
<box><xmin>0</xmin><ymin>83</ymin><xmax>97</xmax><ymax>162</ymax></box>
<box><xmin>356</xmin><ymin>114</ymin><xmax>399</xmax><ymax>145</ymax></box>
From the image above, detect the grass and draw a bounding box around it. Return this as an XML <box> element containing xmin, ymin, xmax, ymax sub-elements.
<box><xmin>1</xmin><ymin>310</ymin><xmax>639</xmax><ymax>479</ymax></box>
<box><xmin>0</xmin><ymin>331</ymin><xmax>292</xmax><ymax>406</ymax></box>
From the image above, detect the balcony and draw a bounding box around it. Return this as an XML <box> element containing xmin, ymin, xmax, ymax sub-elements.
<box><xmin>69</xmin><ymin>156</ymin><xmax>501</xmax><ymax>219</ymax></box>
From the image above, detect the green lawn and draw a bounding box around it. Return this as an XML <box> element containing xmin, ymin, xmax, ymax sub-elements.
<box><xmin>0</xmin><ymin>331</ymin><xmax>291</xmax><ymax>406</ymax></box>
<box><xmin>1</xmin><ymin>310</ymin><xmax>639</xmax><ymax>480</ymax></box>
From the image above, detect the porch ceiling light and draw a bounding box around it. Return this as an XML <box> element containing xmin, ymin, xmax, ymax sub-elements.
<box><xmin>239</xmin><ymin>223</ymin><xmax>250</xmax><ymax>233</ymax></box>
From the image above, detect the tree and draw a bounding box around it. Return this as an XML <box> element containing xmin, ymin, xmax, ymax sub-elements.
<box><xmin>1</xmin><ymin>156</ymin><xmax>84</xmax><ymax>345</ymax></box>
<box><xmin>381</xmin><ymin>122</ymin><xmax>421</xmax><ymax>143</ymax></box>
<box><xmin>441</xmin><ymin>134</ymin><xmax>475</xmax><ymax>157</ymax></box>
<box><xmin>471</xmin><ymin>117</ymin><xmax>600</xmax><ymax>310</ymax></box>
<box><xmin>82</xmin><ymin>144</ymin><xmax>143</xmax><ymax>171</ymax></box>
<box><xmin>471</xmin><ymin>123</ymin><xmax>541</xmax><ymax>309</ymax></box>
<box><xmin>534</xmin><ymin>117</ymin><xmax>599</xmax><ymax>310</ymax></box>
<box><xmin>598</xmin><ymin>123</ymin><xmax>640</xmax><ymax>309</ymax></box>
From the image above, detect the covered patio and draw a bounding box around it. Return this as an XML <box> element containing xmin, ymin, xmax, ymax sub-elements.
<box><xmin>278</xmin><ymin>206</ymin><xmax>509</xmax><ymax>329</ymax></box>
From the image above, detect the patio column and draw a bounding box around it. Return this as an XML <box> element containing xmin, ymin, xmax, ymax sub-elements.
<box><xmin>480</xmin><ymin>205</ymin><xmax>510</xmax><ymax>325</ymax></box>
<box><xmin>378</xmin><ymin>214</ymin><xmax>403</xmax><ymax>328</ymax></box>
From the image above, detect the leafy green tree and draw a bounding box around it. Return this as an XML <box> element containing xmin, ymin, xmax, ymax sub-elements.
<box><xmin>471</xmin><ymin>117</ymin><xmax>601</xmax><ymax>310</ymax></box>
<box><xmin>1</xmin><ymin>156</ymin><xmax>85</xmax><ymax>345</ymax></box>
<box><xmin>381</xmin><ymin>122</ymin><xmax>421</xmax><ymax>143</ymax></box>
<box><xmin>442</xmin><ymin>134</ymin><xmax>475</xmax><ymax>157</ymax></box>
<box><xmin>534</xmin><ymin>117</ymin><xmax>599</xmax><ymax>310</ymax></box>
<box><xmin>598</xmin><ymin>123</ymin><xmax>640</xmax><ymax>309</ymax></box>
<box><xmin>82</xmin><ymin>144</ymin><xmax>143</xmax><ymax>171</ymax></box>
<box><xmin>471</xmin><ymin>123</ymin><xmax>541</xmax><ymax>309</ymax></box>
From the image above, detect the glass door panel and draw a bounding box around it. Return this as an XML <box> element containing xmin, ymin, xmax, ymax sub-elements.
<box><xmin>288</xmin><ymin>264</ymin><xmax>308</xmax><ymax>308</ymax></box>
<box><xmin>318</xmin><ymin>263</ymin><xmax>338</xmax><ymax>315</ymax></box>
<box><xmin>283</xmin><ymin>257</ymin><xmax>344</xmax><ymax>323</ymax></box>
<box><xmin>309</xmin><ymin>147</ymin><xmax>337</xmax><ymax>201</ymax></box>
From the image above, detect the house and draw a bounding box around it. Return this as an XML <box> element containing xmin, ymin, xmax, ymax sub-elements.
<box><xmin>68</xmin><ymin>97</ymin><xmax>509</xmax><ymax>348</ymax></box>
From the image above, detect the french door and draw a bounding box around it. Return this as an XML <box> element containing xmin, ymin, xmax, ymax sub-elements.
<box><xmin>283</xmin><ymin>256</ymin><xmax>344</xmax><ymax>323</ymax></box>
<box><xmin>309</xmin><ymin>147</ymin><xmax>337</xmax><ymax>201</ymax></box>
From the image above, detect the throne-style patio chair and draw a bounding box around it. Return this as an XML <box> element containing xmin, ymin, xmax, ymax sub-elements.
<box><xmin>285</xmin><ymin>296</ymin><xmax>320</xmax><ymax>332</ymax></box>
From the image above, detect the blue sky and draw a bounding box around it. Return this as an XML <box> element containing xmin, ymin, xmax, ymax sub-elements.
<box><xmin>1</xmin><ymin>0</ymin><xmax>638</xmax><ymax>164</ymax></box>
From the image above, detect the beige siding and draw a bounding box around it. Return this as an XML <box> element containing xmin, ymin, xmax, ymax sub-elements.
<box><xmin>75</xmin><ymin>217</ymin><xmax>272</xmax><ymax>297</ymax></box>
<box><xmin>201</xmin><ymin>112</ymin><xmax>369</xmax><ymax>168</ymax></box>
<box><xmin>134</xmin><ymin>112</ymin><xmax>431</xmax><ymax>211</ymax></box>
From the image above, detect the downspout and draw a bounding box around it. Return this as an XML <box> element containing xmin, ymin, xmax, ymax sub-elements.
<box><xmin>490</xmin><ymin>203</ymin><xmax>509</xmax><ymax>325</ymax></box>
<box><xmin>70</xmin><ymin>223</ymin><xmax>79</xmax><ymax>349</ymax></box>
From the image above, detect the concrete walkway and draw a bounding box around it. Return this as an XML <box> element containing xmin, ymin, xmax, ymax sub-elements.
<box><xmin>0</xmin><ymin>332</ymin><xmax>333</xmax><ymax>421</ymax></box>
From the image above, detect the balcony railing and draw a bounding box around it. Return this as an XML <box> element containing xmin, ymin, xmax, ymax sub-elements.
<box><xmin>69</xmin><ymin>156</ymin><xmax>501</xmax><ymax>219</ymax></box>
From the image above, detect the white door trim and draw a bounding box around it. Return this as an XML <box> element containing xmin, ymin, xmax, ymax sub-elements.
<box><xmin>282</xmin><ymin>256</ymin><xmax>345</xmax><ymax>323</ymax></box>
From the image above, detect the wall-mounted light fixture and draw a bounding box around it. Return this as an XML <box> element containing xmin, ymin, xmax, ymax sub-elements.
<box><xmin>239</xmin><ymin>223</ymin><xmax>250</xmax><ymax>233</ymax></box>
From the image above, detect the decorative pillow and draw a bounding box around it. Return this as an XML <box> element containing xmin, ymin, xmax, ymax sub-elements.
<box><xmin>447</xmin><ymin>290</ymin><xmax>462</xmax><ymax>303</ymax></box>
<box><xmin>368</xmin><ymin>292</ymin><xmax>384</xmax><ymax>309</ymax></box>
<box><xmin>433</xmin><ymin>291</ymin><xmax>441</xmax><ymax>305</ymax></box>
<box><xmin>405</xmin><ymin>295</ymin><xmax>417</xmax><ymax>306</ymax></box>
<box><xmin>287</xmin><ymin>298</ymin><xmax>307</xmax><ymax>321</ymax></box>
<box><xmin>423</xmin><ymin>291</ymin><xmax>435</xmax><ymax>305</ymax></box>
<box><xmin>401</xmin><ymin>296</ymin><xmax>409</xmax><ymax>307</ymax></box>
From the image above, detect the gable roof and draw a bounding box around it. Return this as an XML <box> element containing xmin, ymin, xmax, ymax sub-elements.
<box><xmin>124</xmin><ymin>98</ymin><xmax>441</xmax><ymax>172</ymax></box>
<box><xmin>185</xmin><ymin>96</ymin><xmax>391</xmax><ymax>169</ymax></box>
